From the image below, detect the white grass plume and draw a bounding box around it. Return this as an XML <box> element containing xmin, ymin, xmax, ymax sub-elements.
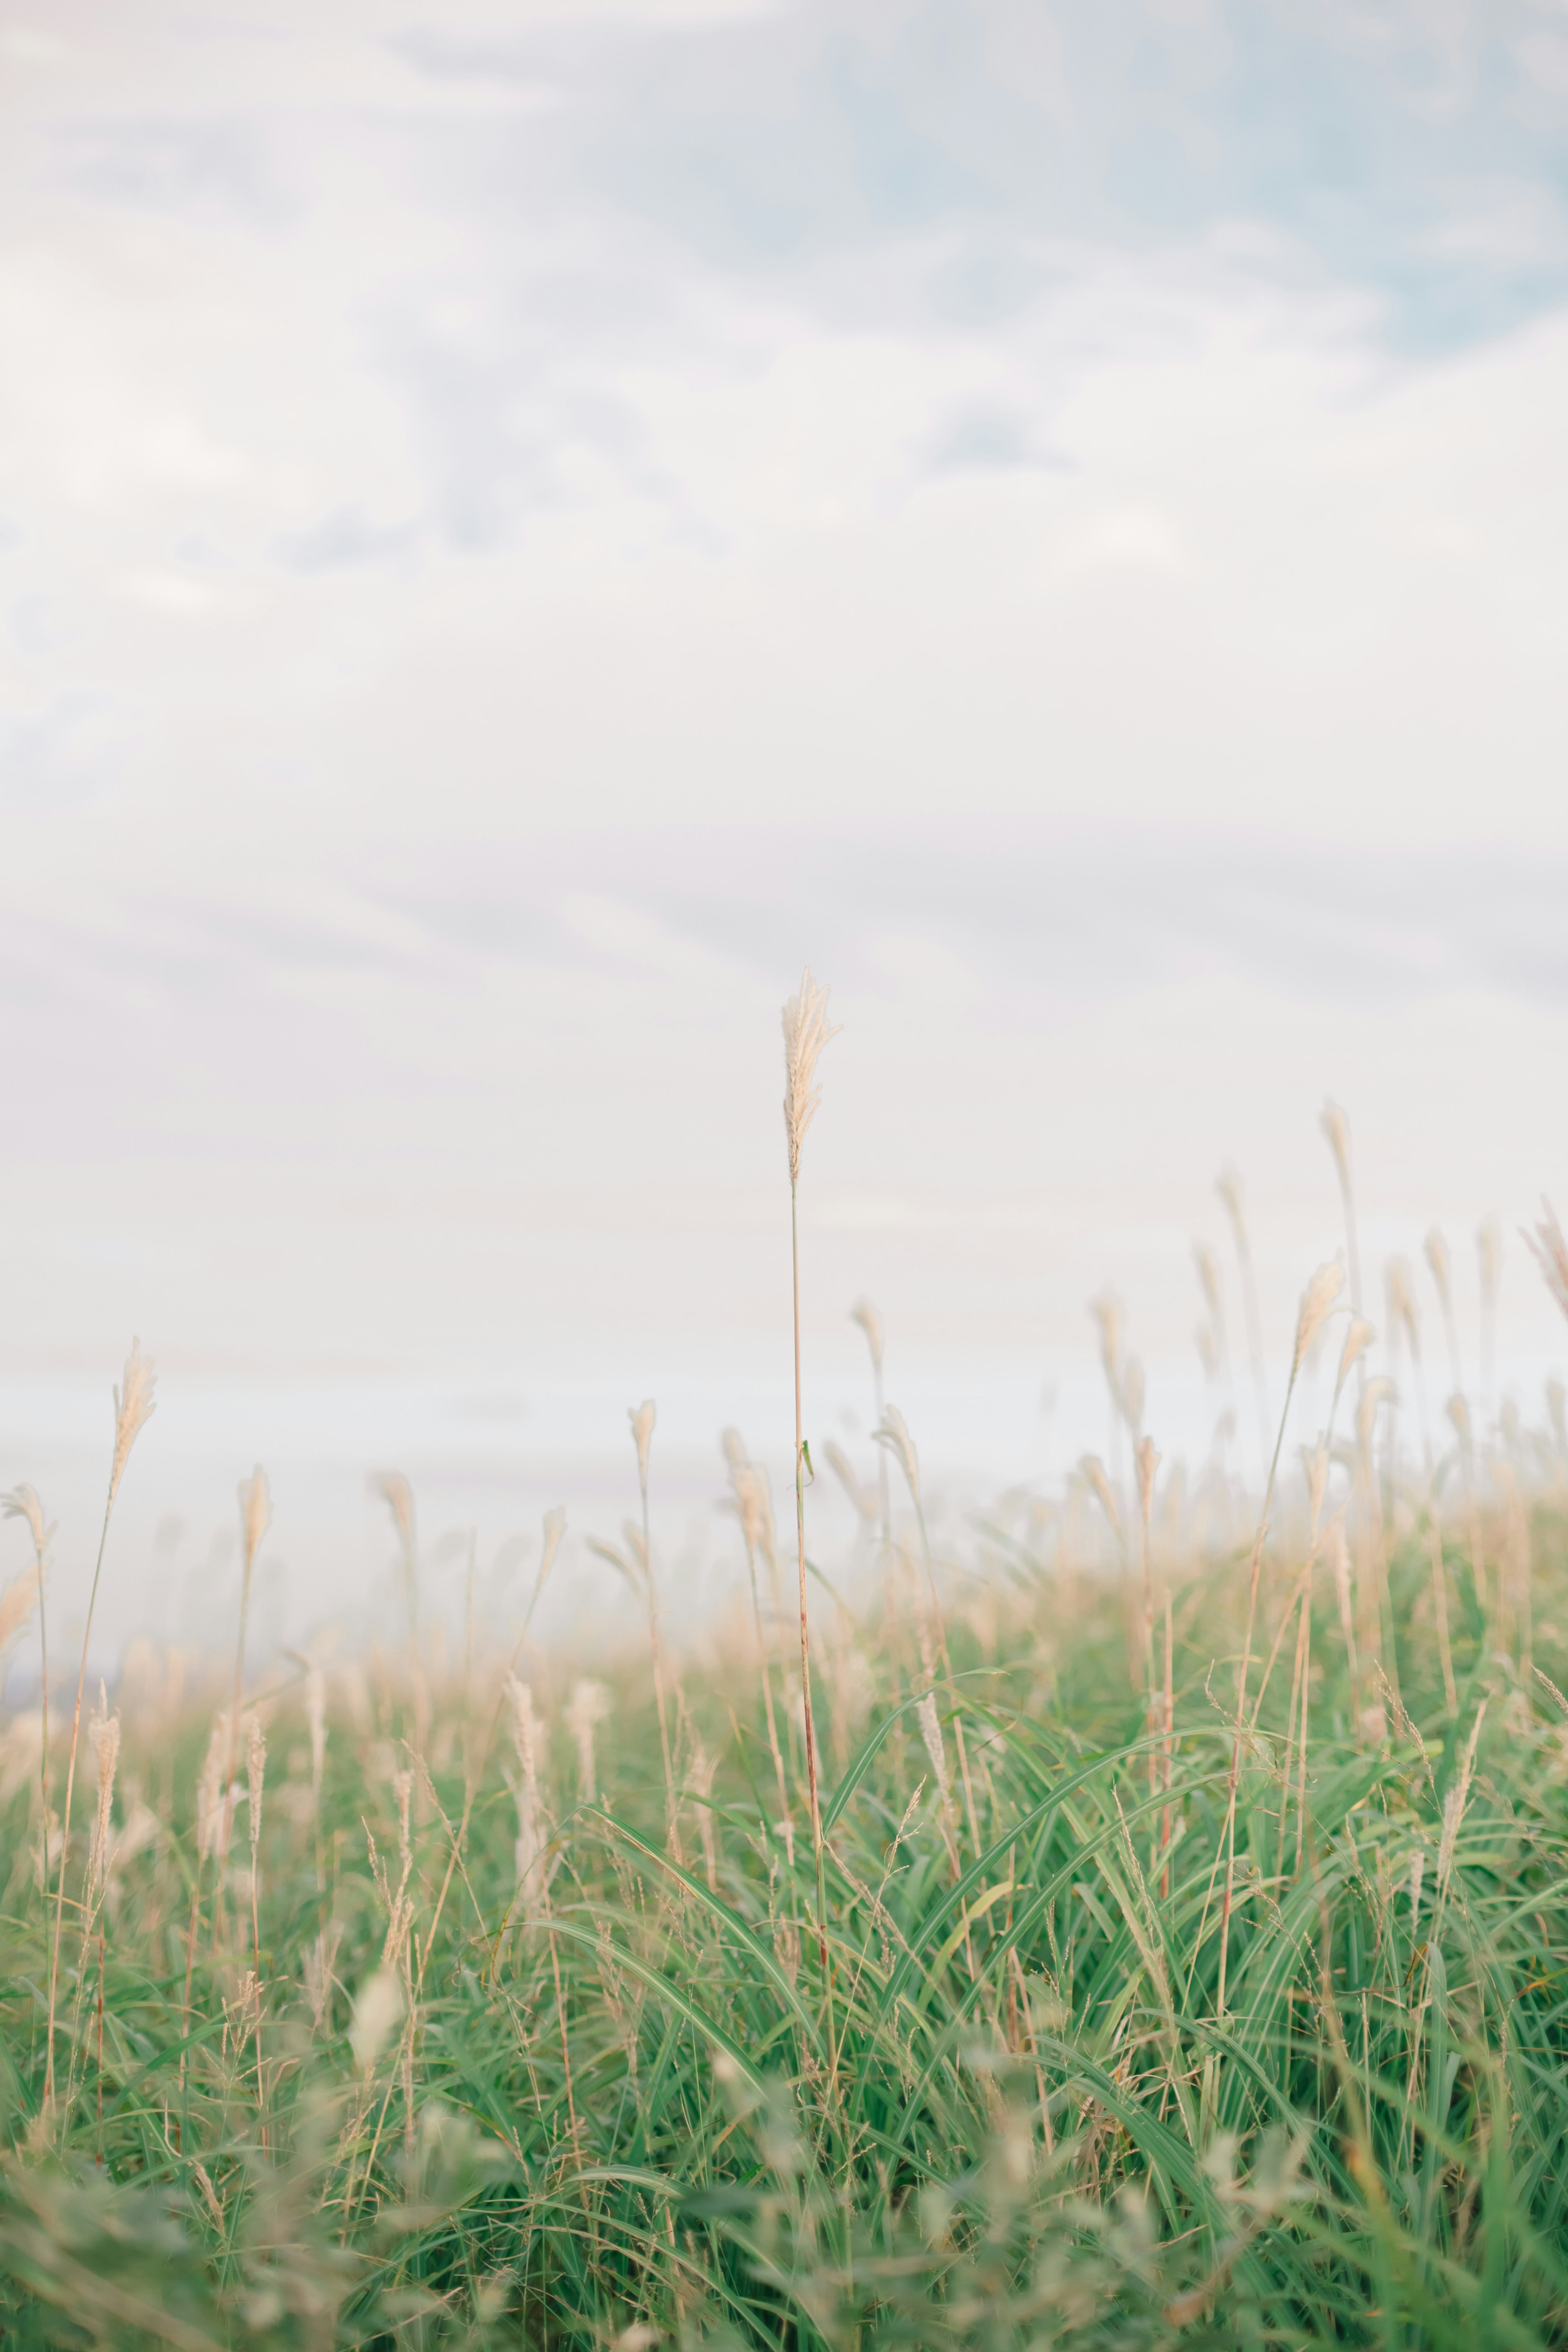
<box><xmin>782</xmin><ymin>968</ymin><xmax>840</xmax><ymax>1183</ymax></box>
<box><xmin>109</xmin><ymin>1342</ymin><xmax>157</xmax><ymax>1506</ymax></box>
<box><xmin>1292</xmin><ymin>1262</ymin><xmax>1343</xmax><ymax>1375</ymax></box>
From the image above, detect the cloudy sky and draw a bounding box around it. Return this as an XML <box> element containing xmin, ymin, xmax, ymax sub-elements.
<box><xmin>3</xmin><ymin>0</ymin><xmax>1568</xmax><ymax>1652</ymax></box>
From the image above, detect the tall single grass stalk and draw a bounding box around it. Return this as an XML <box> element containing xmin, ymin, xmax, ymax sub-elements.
<box><xmin>782</xmin><ymin>968</ymin><xmax>839</xmax><ymax>1968</ymax></box>
<box><xmin>1321</xmin><ymin>1100</ymin><xmax>1363</xmax><ymax>1321</ymax></box>
<box><xmin>628</xmin><ymin>1401</ymin><xmax>673</xmax><ymax>1820</ymax></box>
<box><xmin>851</xmin><ymin>1300</ymin><xmax>890</xmax><ymax>1558</ymax></box>
<box><xmin>44</xmin><ymin>1341</ymin><xmax>155</xmax><ymax>2113</ymax></box>
<box><xmin>1217</xmin><ymin>1166</ymin><xmax>1272</xmax><ymax>1489</ymax></box>
<box><xmin>220</xmin><ymin>1467</ymin><xmax>270</xmax><ymax>1901</ymax></box>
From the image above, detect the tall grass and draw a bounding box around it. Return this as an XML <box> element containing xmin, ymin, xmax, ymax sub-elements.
<box><xmin>2</xmin><ymin>1024</ymin><xmax>1567</xmax><ymax>2345</ymax></box>
<box><xmin>2</xmin><ymin>1367</ymin><xmax>1568</xmax><ymax>2345</ymax></box>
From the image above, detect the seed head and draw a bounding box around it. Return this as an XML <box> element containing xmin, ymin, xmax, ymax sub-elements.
<box><xmin>247</xmin><ymin>1711</ymin><xmax>267</xmax><ymax>1870</ymax></box>
<box><xmin>1477</xmin><ymin>1216</ymin><xmax>1501</xmax><ymax>1302</ymax></box>
<box><xmin>566</xmin><ymin>1677</ymin><xmax>610</xmax><ymax>1801</ymax></box>
<box><xmin>1320</xmin><ymin>1099</ymin><xmax>1352</xmax><ymax>1195</ymax></box>
<box><xmin>88</xmin><ymin>1684</ymin><xmax>121</xmax><ymax>1893</ymax></box>
<box><xmin>1089</xmin><ymin>1291</ymin><xmax>1122</xmax><ymax>1381</ymax></box>
<box><xmin>629</xmin><ymin>1401</ymin><xmax>656</xmax><ymax>1488</ymax></box>
<box><xmin>1356</xmin><ymin>1375</ymin><xmax>1395</xmax><ymax>1461</ymax></box>
<box><xmin>1135</xmin><ymin>1437</ymin><xmax>1159</xmax><ymax>1529</ymax></box>
<box><xmin>1292</xmin><ymin>1262</ymin><xmax>1344</xmax><ymax>1374</ymax></box>
<box><xmin>1424</xmin><ymin>1228</ymin><xmax>1452</xmax><ymax>1313</ymax></box>
<box><xmin>372</xmin><ymin>1472</ymin><xmax>415</xmax><ymax>1555</ymax></box>
<box><xmin>1335</xmin><ymin>1318</ymin><xmax>1374</xmax><ymax>1400</ymax></box>
<box><xmin>0</xmin><ymin>1566</ymin><xmax>41</xmax><ymax>1655</ymax></box>
<box><xmin>1120</xmin><ymin>1356</ymin><xmax>1145</xmax><ymax>1434</ymax></box>
<box><xmin>781</xmin><ymin>968</ymin><xmax>840</xmax><ymax>1184</ymax></box>
<box><xmin>1079</xmin><ymin>1454</ymin><xmax>1120</xmax><ymax>1541</ymax></box>
<box><xmin>1193</xmin><ymin>1242</ymin><xmax>1223</xmax><ymax>1325</ymax></box>
<box><xmin>850</xmin><ymin>1298</ymin><xmax>884</xmax><ymax>1381</ymax></box>
<box><xmin>2</xmin><ymin>1484</ymin><xmax>52</xmax><ymax>1567</ymax></box>
<box><xmin>915</xmin><ymin>1690</ymin><xmax>948</xmax><ymax>1801</ymax></box>
<box><xmin>1216</xmin><ymin>1165</ymin><xmax>1245</xmax><ymax>1241</ymax></box>
<box><xmin>1523</xmin><ymin>1200</ymin><xmax>1568</xmax><ymax>1324</ymax></box>
<box><xmin>238</xmin><ymin>1465</ymin><xmax>270</xmax><ymax>1577</ymax></box>
<box><xmin>349</xmin><ymin>1966</ymin><xmax>404</xmax><ymax>2075</ymax></box>
<box><xmin>1304</xmin><ymin>1441</ymin><xmax>1329</xmax><ymax>1532</ymax></box>
<box><xmin>196</xmin><ymin>1714</ymin><xmax>227</xmax><ymax>1863</ymax></box>
<box><xmin>824</xmin><ymin>1440</ymin><xmax>876</xmax><ymax>1525</ymax></box>
<box><xmin>873</xmin><ymin>1406</ymin><xmax>920</xmax><ymax>1503</ymax></box>
<box><xmin>1385</xmin><ymin>1259</ymin><xmax>1419</xmax><ymax>1355</ymax></box>
<box><xmin>109</xmin><ymin>1341</ymin><xmax>157</xmax><ymax>1505</ymax></box>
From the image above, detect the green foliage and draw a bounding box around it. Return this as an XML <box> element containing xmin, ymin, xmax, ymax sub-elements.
<box><xmin>2</xmin><ymin>1496</ymin><xmax>1568</xmax><ymax>2348</ymax></box>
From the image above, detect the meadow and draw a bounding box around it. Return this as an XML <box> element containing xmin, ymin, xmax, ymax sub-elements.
<box><xmin>2</xmin><ymin>987</ymin><xmax>1568</xmax><ymax>2349</ymax></box>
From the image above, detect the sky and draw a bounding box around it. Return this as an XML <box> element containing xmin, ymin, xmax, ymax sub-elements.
<box><xmin>2</xmin><ymin>0</ymin><xmax>1568</xmax><ymax>1661</ymax></box>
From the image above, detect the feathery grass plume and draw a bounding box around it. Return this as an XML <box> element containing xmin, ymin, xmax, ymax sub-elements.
<box><xmin>1078</xmin><ymin>1453</ymin><xmax>1121</xmax><ymax>1544</ymax></box>
<box><xmin>851</xmin><ymin>1299</ymin><xmax>891</xmax><ymax>1549</ymax></box>
<box><xmin>823</xmin><ymin>1441</ymin><xmax>876</xmax><ymax>1526</ymax></box>
<box><xmin>1089</xmin><ymin>1289</ymin><xmax>1122</xmax><ymax>1387</ymax></box>
<box><xmin>1386</xmin><ymin>1255</ymin><xmax>1431</xmax><ymax>1474</ymax></box>
<box><xmin>781</xmin><ymin>968</ymin><xmax>839</xmax><ymax>1969</ymax></box>
<box><xmin>45</xmin><ymin>1339</ymin><xmax>156</xmax><ymax>2112</ymax></box>
<box><xmin>1304</xmin><ymin>1441</ymin><xmax>1330</xmax><ymax>1556</ymax></box>
<box><xmin>1334</xmin><ymin>1318</ymin><xmax>1374</xmax><ymax>1405</ymax></box>
<box><xmin>0</xmin><ymin>1562</ymin><xmax>41</xmax><ymax>1657</ymax></box>
<box><xmin>506</xmin><ymin>1676</ymin><xmax>547</xmax><ymax>1893</ymax></box>
<box><xmin>196</xmin><ymin>1714</ymin><xmax>227</xmax><ymax>1866</ymax></box>
<box><xmin>1120</xmin><ymin>1355</ymin><xmax>1145</xmax><ymax>1437</ymax></box>
<box><xmin>1320</xmin><ymin>1099</ymin><xmax>1363</xmax><ymax>1317</ymax></box>
<box><xmin>1089</xmin><ymin>1290</ymin><xmax>1129</xmax><ymax>1480</ymax></box>
<box><xmin>625</xmin><ymin>1403</ymin><xmax>672</xmax><ymax>1813</ymax></box>
<box><xmin>1216</xmin><ymin>1164</ymin><xmax>1272</xmax><ymax>1485</ymax></box>
<box><xmin>109</xmin><ymin>1342</ymin><xmax>157</xmax><ymax>1508</ymax></box>
<box><xmin>1477</xmin><ymin>1214</ymin><xmax>1502</xmax><ymax>1431</ymax></box>
<box><xmin>523</xmin><ymin>1505</ymin><xmax>568</xmax><ymax>1636</ymax></box>
<box><xmin>1293</xmin><ymin>1260</ymin><xmax>1344</xmax><ymax>1376</ymax></box>
<box><xmin>350</xmin><ymin>1966</ymin><xmax>403</xmax><ymax>2078</ymax></box>
<box><xmin>86</xmin><ymin>1687</ymin><xmax>120</xmax><ymax>1907</ymax></box>
<box><xmin>1425</xmin><ymin>1225</ymin><xmax>1467</xmax><ymax>1421</ymax></box>
<box><xmin>873</xmin><ymin>1404</ymin><xmax>920</xmax><ymax>1504</ymax></box>
<box><xmin>1193</xmin><ymin>1240</ymin><xmax>1224</xmax><ymax>1331</ymax></box>
<box><xmin>2</xmin><ymin>1486</ymin><xmax>52</xmax><ymax>1885</ymax></box>
<box><xmin>566</xmin><ymin>1679</ymin><xmax>610</xmax><ymax>1804</ymax></box>
<box><xmin>372</xmin><ymin>1471</ymin><xmax>418</xmax><ymax>1640</ymax></box>
<box><xmin>1524</xmin><ymin>1199</ymin><xmax>1568</xmax><ymax>1323</ymax></box>
<box><xmin>222</xmin><ymin>1466</ymin><xmax>270</xmax><ymax>1880</ymax></box>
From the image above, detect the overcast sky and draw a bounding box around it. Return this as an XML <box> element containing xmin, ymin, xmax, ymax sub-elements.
<box><xmin>3</xmin><ymin>0</ymin><xmax>1568</xmax><ymax>1652</ymax></box>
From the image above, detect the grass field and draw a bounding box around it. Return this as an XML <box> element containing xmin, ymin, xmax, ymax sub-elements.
<box><xmin>2</xmin><ymin>1356</ymin><xmax>1568</xmax><ymax>2349</ymax></box>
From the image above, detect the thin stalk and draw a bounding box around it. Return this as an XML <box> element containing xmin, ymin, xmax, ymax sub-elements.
<box><xmin>217</xmin><ymin>1569</ymin><xmax>255</xmax><ymax>1935</ymax></box>
<box><xmin>742</xmin><ymin>1523</ymin><xmax>790</xmax><ymax>1824</ymax></box>
<box><xmin>791</xmin><ymin>1177</ymin><xmax>828</xmax><ymax>1972</ymax></box>
<box><xmin>638</xmin><ymin>1451</ymin><xmax>674</xmax><ymax>1828</ymax></box>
